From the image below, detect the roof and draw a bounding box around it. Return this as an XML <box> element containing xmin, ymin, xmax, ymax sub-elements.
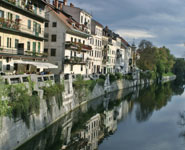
<box><xmin>120</xmin><ymin>37</ymin><xmax>130</xmax><ymax>47</ymax></box>
<box><xmin>63</xmin><ymin>5</ymin><xmax>92</xmax><ymax>17</ymax></box>
<box><xmin>46</xmin><ymin>3</ymin><xmax>91</xmax><ymax>37</ymax></box>
<box><xmin>92</xmin><ymin>19</ymin><xmax>104</xmax><ymax>28</ymax></box>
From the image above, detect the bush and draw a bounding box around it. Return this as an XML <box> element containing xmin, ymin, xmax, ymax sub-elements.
<box><xmin>97</xmin><ymin>78</ymin><xmax>105</xmax><ymax>86</ymax></box>
<box><xmin>122</xmin><ymin>74</ymin><xmax>133</xmax><ymax>80</ymax></box>
<box><xmin>109</xmin><ymin>73</ymin><xmax>116</xmax><ymax>83</ymax></box>
<box><xmin>99</xmin><ymin>74</ymin><xmax>106</xmax><ymax>80</ymax></box>
<box><xmin>115</xmin><ymin>72</ymin><xmax>123</xmax><ymax>80</ymax></box>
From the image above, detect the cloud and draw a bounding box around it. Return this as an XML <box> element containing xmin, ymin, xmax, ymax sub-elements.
<box><xmin>175</xmin><ymin>43</ymin><xmax>185</xmax><ymax>47</ymax></box>
<box><xmin>115</xmin><ymin>29</ymin><xmax>156</xmax><ymax>39</ymax></box>
<box><xmin>65</xmin><ymin>0</ymin><xmax>185</xmax><ymax>57</ymax></box>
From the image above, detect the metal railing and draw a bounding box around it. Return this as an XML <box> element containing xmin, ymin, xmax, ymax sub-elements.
<box><xmin>0</xmin><ymin>17</ymin><xmax>45</xmax><ymax>38</ymax></box>
<box><xmin>65</xmin><ymin>41</ymin><xmax>92</xmax><ymax>51</ymax></box>
<box><xmin>0</xmin><ymin>46</ymin><xmax>48</xmax><ymax>57</ymax></box>
<box><xmin>3</xmin><ymin>0</ymin><xmax>44</xmax><ymax>18</ymax></box>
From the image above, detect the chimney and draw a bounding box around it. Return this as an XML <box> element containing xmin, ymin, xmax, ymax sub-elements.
<box><xmin>63</xmin><ymin>0</ymin><xmax>67</xmax><ymax>6</ymax></box>
<box><xmin>56</xmin><ymin>0</ymin><xmax>59</xmax><ymax>8</ymax></box>
<box><xmin>59</xmin><ymin>2</ymin><xmax>63</xmax><ymax>10</ymax></box>
<box><xmin>53</xmin><ymin>0</ymin><xmax>58</xmax><ymax>8</ymax></box>
<box><xmin>70</xmin><ymin>3</ymin><xmax>74</xmax><ymax>7</ymax></box>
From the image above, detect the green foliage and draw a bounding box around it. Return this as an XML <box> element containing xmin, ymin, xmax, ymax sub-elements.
<box><xmin>172</xmin><ymin>58</ymin><xmax>185</xmax><ymax>79</ymax></box>
<box><xmin>115</xmin><ymin>72</ymin><xmax>123</xmax><ymax>80</ymax></box>
<box><xmin>7</xmin><ymin>83</ymin><xmax>40</xmax><ymax>127</ymax></box>
<box><xmin>97</xmin><ymin>78</ymin><xmax>105</xmax><ymax>86</ymax></box>
<box><xmin>123</xmin><ymin>74</ymin><xmax>134</xmax><ymax>80</ymax></box>
<box><xmin>73</xmin><ymin>76</ymin><xmax>96</xmax><ymax>92</ymax></box>
<box><xmin>137</xmin><ymin>42</ymin><xmax>175</xmax><ymax>79</ymax></box>
<box><xmin>99</xmin><ymin>74</ymin><xmax>106</xmax><ymax>80</ymax></box>
<box><xmin>138</xmin><ymin>40</ymin><xmax>153</xmax><ymax>50</ymax></box>
<box><xmin>140</xmin><ymin>71</ymin><xmax>156</xmax><ymax>80</ymax></box>
<box><xmin>43</xmin><ymin>82</ymin><xmax>64</xmax><ymax>112</ymax></box>
<box><xmin>109</xmin><ymin>73</ymin><xmax>116</xmax><ymax>83</ymax></box>
<box><xmin>162</xmin><ymin>72</ymin><xmax>175</xmax><ymax>77</ymax></box>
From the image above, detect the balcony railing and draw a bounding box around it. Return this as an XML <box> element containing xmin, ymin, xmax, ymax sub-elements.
<box><xmin>0</xmin><ymin>17</ymin><xmax>44</xmax><ymax>39</ymax></box>
<box><xmin>0</xmin><ymin>18</ymin><xmax>20</xmax><ymax>31</ymax></box>
<box><xmin>65</xmin><ymin>41</ymin><xmax>92</xmax><ymax>51</ymax></box>
<box><xmin>2</xmin><ymin>0</ymin><xmax>45</xmax><ymax>19</ymax></box>
<box><xmin>64</xmin><ymin>56</ymin><xmax>87</xmax><ymax>65</ymax></box>
<box><xmin>0</xmin><ymin>47</ymin><xmax>48</xmax><ymax>58</ymax></box>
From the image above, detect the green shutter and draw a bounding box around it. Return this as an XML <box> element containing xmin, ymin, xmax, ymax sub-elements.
<box><xmin>28</xmin><ymin>20</ymin><xmax>31</xmax><ymax>29</ymax></box>
<box><xmin>38</xmin><ymin>42</ymin><xmax>40</xmax><ymax>53</ymax></box>
<box><xmin>15</xmin><ymin>39</ymin><xmax>19</xmax><ymax>49</ymax></box>
<box><xmin>32</xmin><ymin>42</ymin><xmax>36</xmax><ymax>55</ymax></box>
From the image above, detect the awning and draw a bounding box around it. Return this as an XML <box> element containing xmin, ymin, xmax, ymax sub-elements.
<box><xmin>14</xmin><ymin>60</ymin><xmax>58</xmax><ymax>69</ymax></box>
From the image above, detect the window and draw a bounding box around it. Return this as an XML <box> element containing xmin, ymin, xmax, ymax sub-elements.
<box><xmin>0</xmin><ymin>36</ymin><xmax>1</xmax><ymax>47</ymax></box>
<box><xmin>70</xmin><ymin>65</ymin><xmax>73</xmax><ymax>71</ymax></box>
<box><xmin>15</xmin><ymin>39</ymin><xmax>19</xmax><ymax>49</ymax></box>
<box><xmin>81</xmin><ymin>16</ymin><xmax>83</xmax><ymax>24</ymax></box>
<box><xmin>44</xmin><ymin>48</ymin><xmax>48</xmax><ymax>54</ymax></box>
<box><xmin>71</xmin><ymin>37</ymin><xmax>73</xmax><ymax>42</ymax></box>
<box><xmin>38</xmin><ymin>42</ymin><xmax>40</xmax><ymax>53</ymax></box>
<box><xmin>81</xmin><ymin>65</ymin><xmax>83</xmax><ymax>71</ymax></box>
<box><xmin>51</xmin><ymin>48</ymin><xmax>56</xmax><ymax>56</ymax></box>
<box><xmin>51</xmin><ymin>35</ymin><xmax>57</xmax><ymax>42</ymax></box>
<box><xmin>38</xmin><ymin>24</ymin><xmax>41</xmax><ymax>33</ymax></box>
<box><xmin>7</xmin><ymin>12</ymin><xmax>13</xmax><ymax>21</ymax></box>
<box><xmin>6</xmin><ymin>65</ymin><xmax>10</xmax><ymax>71</ymax></box>
<box><xmin>27</xmin><ymin>41</ymin><xmax>30</xmax><ymax>50</ymax></box>
<box><xmin>7</xmin><ymin>38</ymin><xmax>11</xmax><ymax>48</ymax></box>
<box><xmin>78</xmin><ymin>39</ymin><xmax>81</xmax><ymax>43</ymax></box>
<box><xmin>74</xmin><ymin>38</ymin><xmax>77</xmax><ymax>43</ymax></box>
<box><xmin>32</xmin><ymin>42</ymin><xmax>36</xmax><ymax>54</ymax></box>
<box><xmin>83</xmin><ymin>40</ymin><xmax>85</xmax><ymax>44</ymax></box>
<box><xmin>52</xmin><ymin>22</ymin><xmax>57</xmax><ymax>27</ymax></box>
<box><xmin>45</xmin><ymin>22</ymin><xmax>48</xmax><ymax>28</ymax></box>
<box><xmin>0</xmin><ymin>10</ymin><xmax>4</xmax><ymax>18</ymax></box>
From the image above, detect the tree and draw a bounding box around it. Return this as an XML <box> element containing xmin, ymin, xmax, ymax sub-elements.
<box><xmin>137</xmin><ymin>41</ymin><xmax>175</xmax><ymax>79</ymax></box>
<box><xmin>172</xmin><ymin>58</ymin><xmax>185</xmax><ymax>78</ymax></box>
<box><xmin>138</xmin><ymin>39</ymin><xmax>153</xmax><ymax>50</ymax></box>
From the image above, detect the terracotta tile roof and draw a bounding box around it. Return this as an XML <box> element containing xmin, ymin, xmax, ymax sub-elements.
<box><xmin>46</xmin><ymin>3</ymin><xmax>90</xmax><ymax>34</ymax></box>
<box><xmin>92</xmin><ymin>19</ymin><xmax>103</xmax><ymax>28</ymax></box>
<box><xmin>120</xmin><ymin>37</ymin><xmax>130</xmax><ymax>47</ymax></box>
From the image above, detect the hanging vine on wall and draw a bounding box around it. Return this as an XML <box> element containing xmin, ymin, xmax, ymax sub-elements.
<box><xmin>42</xmin><ymin>81</ymin><xmax>65</xmax><ymax>114</ymax></box>
<box><xmin>8</xmin><ymin>83</ymin><xmax>40</xmax><ymax>128</ymax></box>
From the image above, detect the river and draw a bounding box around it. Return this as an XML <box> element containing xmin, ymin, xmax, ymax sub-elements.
<box><xmin>16</xmin><ymin>80</ymin><xmax>185</xmax><ymax>150</ymax></box>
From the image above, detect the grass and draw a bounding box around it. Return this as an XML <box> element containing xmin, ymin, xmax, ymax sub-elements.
<box><xmin>162</xmin><ymin>72</ymin><xmax>175</xmax><ymax>77</ymax></box>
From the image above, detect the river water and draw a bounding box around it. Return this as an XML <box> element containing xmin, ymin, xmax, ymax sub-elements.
<box><xmin>16</xmin><ymin>80</ymin><xmax>185</xmax><ymax>150</ymax></box>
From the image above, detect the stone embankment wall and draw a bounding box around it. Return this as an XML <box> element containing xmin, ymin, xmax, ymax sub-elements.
<box><xmin>0</xmin><ymin>75</ymin><xmax>176</xmax><ymax>150</ymax></box>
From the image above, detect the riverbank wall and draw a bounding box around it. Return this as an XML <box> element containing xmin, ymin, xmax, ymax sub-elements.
<box><xmin>0</xmin><ymin>75</ymin><xmax>176</xmax><ymax>150</ymax></box>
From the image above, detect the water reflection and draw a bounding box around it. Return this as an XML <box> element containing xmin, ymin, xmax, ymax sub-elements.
<box><xmin>16</xmin><ymin>81</ymin><xmax>184</xmax><ymax>150</ymax></box>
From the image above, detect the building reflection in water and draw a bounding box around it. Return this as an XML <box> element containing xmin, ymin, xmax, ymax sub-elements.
<box><xmin>16</xmin><ymin>82</ymin><xmax>179</xmax><ymax>150</ymax></box>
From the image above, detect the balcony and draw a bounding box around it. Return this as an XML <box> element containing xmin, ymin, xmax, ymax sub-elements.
<box><xmin>64</xmin><ymin>56</ymin><xmax>87</xmax><ymax>65</ymax></box>
<box><xmin>0</xmin><ymin>47</ymin><xmax>48</xmax><ymax>58</ymax></box>
<box><xmin>0</xmin><ymin>18</ymin><xmax>20</xmax><ymax>31</ymax></box>
<box><xmin>0</xmin><ymin>17</ymin><xmax>45</xmax><ymax>40</ymax></box>
<box><xmin>2</xmin><ymin>0</ymin><xmax>47</xmax><ymax>22</ymax></box>
<box><xmin>65</xmin><ymin>41</ymin><xmax>92</xmax><ymax>52</ymax></box>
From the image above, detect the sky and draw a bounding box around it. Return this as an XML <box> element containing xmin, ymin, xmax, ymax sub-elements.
<box><xmin>66</xmin><ymin>0</ymin><xmax>185</xmax><ymax>57</ymax></box>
